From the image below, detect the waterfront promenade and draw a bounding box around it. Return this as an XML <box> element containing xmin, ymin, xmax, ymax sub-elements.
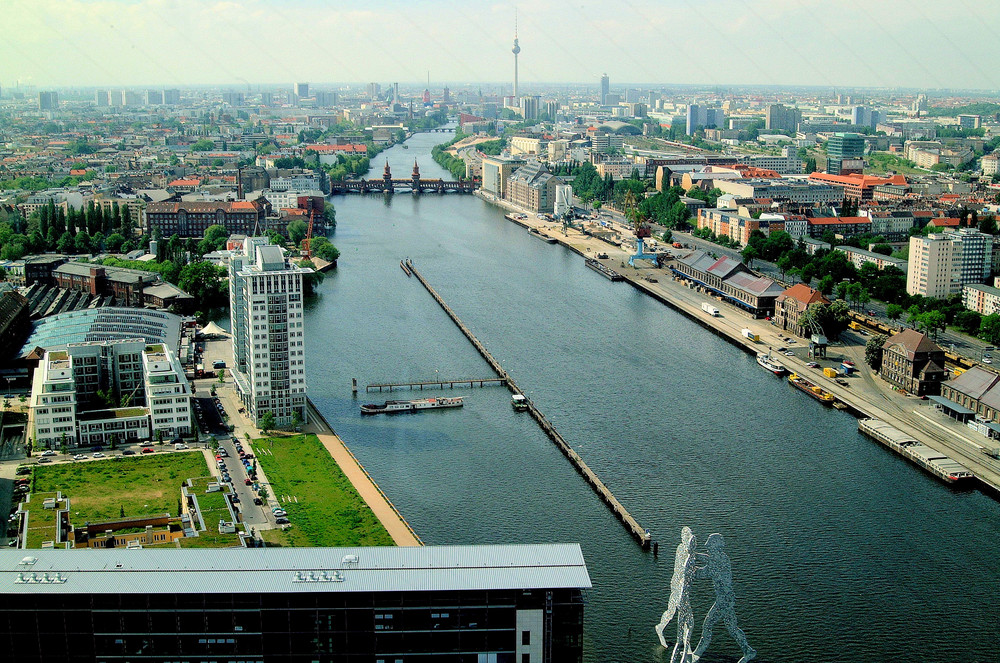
<box><xmin>484</xmin><ymin>196</ymin><xmax>1000</xmax><ymax>494</ymax></box>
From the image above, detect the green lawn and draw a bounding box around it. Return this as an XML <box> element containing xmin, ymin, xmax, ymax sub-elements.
<box><xmin>179</xmin><ymin>478</ymin><xmax>243</xmax><ymax>548</ymax></box>
<box><xmin>252</xmin><ymin>434</ymin><xmax>393</xmax><ymax>547</ymax></box>
<box><xmin>33</xmin><ymin>453</ymin><xmax>210</xmax><ymax>523</ymax></box>
<box><xmin>23</xmin><ymin>492</ymin><xmax>64</xmax><ymax>548</ymax></box>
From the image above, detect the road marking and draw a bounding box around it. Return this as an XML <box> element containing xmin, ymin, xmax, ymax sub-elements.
<box><xmin>911</xmin><ymin>410</ymin><xmax>984</xmax><ymax>449</ymax></box>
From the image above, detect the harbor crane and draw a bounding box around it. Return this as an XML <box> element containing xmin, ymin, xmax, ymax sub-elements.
<box><xmin>301</xmin><ymin>209</ymin><xmax>316</xmax><ymax>260</ymax></box>
<box><xmin>624</xmin><ymin>190</ymin><xmax>659</xmax><ymax>267</ymax></box>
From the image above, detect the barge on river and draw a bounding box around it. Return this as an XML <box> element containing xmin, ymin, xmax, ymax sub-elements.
<box><xmin>361</xmin><ymin>396</ymin><xmax>464</xmax><ymax>415</ymax></box>
<box><xmin>585</xmin><ymin>259</ymin><xmax>624</xmax><ymax>281</ymax></box>
<box><xmin>787</xmin><ymin>372</ymin><xmax>835</xmax><ymax>404</ymax></box>
<box><xmin>528</xmin><ymin>227</ymin><xmax>559</xmax><ymax>244</ymax></box>
<box><xmin>858</xmin><ymin>418</ymin><xmax>975</xmax><ymax>484</ymax></box>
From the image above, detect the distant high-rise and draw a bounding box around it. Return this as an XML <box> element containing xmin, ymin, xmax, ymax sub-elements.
<box><xmin>294</xmin><ymin>82</ymin><xmax>309</xmax><ymax>99</ymax></box>
<box><xmin>826</xmin><ymin>132</ymin><xmax>865</xmax><ymax>175</ymax></box>
<box><xmin>94</xmin><ymin>90</ymin><xmax>110</xmax><ymax>107</ymax></box>
<box><xmin>38</xmin><ymin>91</ymin><xmax>58</xmax><ymax>111</ymax></box>
<box><xmin>442</xmin><ymin>86</ymin><xmax>450</xmax><ymax>103</ymax></box>
<box><xmin>260</xmin><ymin>91</ymin><xmax>273</xmax><ymax>106</ymax></box>
<box><xmin>765</xmin><ymin>103</ymin><xmax>801</xmax><ymax>132</ymax></box>
<box><xmin>519</xmin><ymin>95</ymin><xmax>540</xmax><ymax>120</ymax></box>
<box><xmin>162</xmin><ymin>89</ymin><xmax>180</xmax><ymax>105</ymax></box>
<box><xmin>229</xmin><ymin>238</ymin><xmax>311</xmax><ymax>427</ymax></box>
<box><xmin>600</xmin><ymin>73</ymin><xmax>610</xmax><ymax>105</ymax></box>
<box><xmin>367</xmin><ymin>82</ymin><xmax>381</xmax><ymax>100</ymax></box>
<box><xmin>686</xmin><ymin>104</ymin><xmax>724</xmax><ymax>135</ymax></box>
<box><xmin>222</xmin><ymin>91</ymin><xmax>244</xmax><ymax>106</ymax></box>
<box><xmin>851</xmin><ymin>106</ymin><xmax>883</xmax><ymax>130</ymax></box>
<box><xmin>145</xmin><ymin>89</ymin><xmax>163</xmax><ymax>105</ymax></box>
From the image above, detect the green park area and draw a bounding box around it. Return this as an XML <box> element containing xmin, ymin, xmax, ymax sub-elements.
<box><xmin>252</xmin><ymin>434</ymin><xmax>393</xmax><ymax>548</ymax></box>
<box><xmin>32</xmin><ymin>452</ymin><xmax>209</xmax><ymax>524</ymax></box>
<box><xmin>179</xmin><ymin>477</ymin><xmax>243</xmax><ymax>548</ymax></box>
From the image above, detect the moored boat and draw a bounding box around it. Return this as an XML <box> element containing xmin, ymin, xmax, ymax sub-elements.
<box><xmin>361</xmin><ymin>396</ymin><xmax>464</xmax><ymax>415</ymax></box>
<box><xmin>528</xmin><ymin>227</ymin><xmax>558</xmax><ymax>244</ymax></box>
<box><xmin>756</xmin><ymin>351</ymin><xmax>786</xmax><ymax>375</ymax></box>
<box><xmin>787</xmin><ymin>373</ymin><xmax>835</xmax><ymax>404</ymax></box>
<box><xmin>511</xmin><ymin>394</ymin><xmax>528</xmax><ymax>411</ymax></box>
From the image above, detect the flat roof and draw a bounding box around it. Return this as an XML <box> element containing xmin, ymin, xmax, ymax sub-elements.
<box><xmin>928</xmin><ymin>395</ymin><xmax>975</xmax><ymax>415</ymax></box>
<box><xmin>0</xmin><ymin>544</ymin><xmax>591</xmax><ymax>595</ymax></box>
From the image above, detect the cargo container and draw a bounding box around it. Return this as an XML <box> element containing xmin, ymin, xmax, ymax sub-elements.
<box><xmin>741</xmin><ymin>329</ymin><xmax>759</xmax><ymax>342</ymax></box>
<box><xmin>823</xmin><ymin>367</ymin><xmax>838</xmax><ymax>378</ymax></box>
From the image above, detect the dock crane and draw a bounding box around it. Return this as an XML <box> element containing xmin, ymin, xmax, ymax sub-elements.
<box><xmin>624</xmin><ymin>190</ymin><xmax>659</xmax><ymax>267</ymax></box>
<box><xmin>301</xmin><ymin>209</ymin><xmax>315</xmax><ymax>260</ymax></box>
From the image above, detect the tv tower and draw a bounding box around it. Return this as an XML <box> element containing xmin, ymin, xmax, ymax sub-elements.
<box><xmin>511</xmin><ymin>10</ymin><xmax>520</xmax><ymax>99</ymax></box>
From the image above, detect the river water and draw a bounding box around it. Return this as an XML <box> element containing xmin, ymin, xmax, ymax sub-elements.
<box><xmin>305</xmin><ymin>131</ymin><xmax>1000</xmax><ymax>662</ymax></box>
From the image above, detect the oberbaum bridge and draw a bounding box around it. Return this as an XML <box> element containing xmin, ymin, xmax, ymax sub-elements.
<box><xmin>328</xmin><ymin>160</ymin><xmax>477</xmax><ymax>195</ymax></box>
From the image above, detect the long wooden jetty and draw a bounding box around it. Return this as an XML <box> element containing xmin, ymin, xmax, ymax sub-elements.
<box><xmin>367</xmin><ymin>377</ymin><xmax>507</xmax><ymax>392</ymax></box>
<box><xmin>404</xmin><ymin>259</ymin><xmax>653</xmax><ymax>550</ymax></box>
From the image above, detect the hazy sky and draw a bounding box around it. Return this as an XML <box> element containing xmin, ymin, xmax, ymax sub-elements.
<box><xmin>3</xmin><ymin>0</ymin><xmax>999</xmax><ymax>91</ymax></box>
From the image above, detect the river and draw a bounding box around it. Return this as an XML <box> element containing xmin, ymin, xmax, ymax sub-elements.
<box><xmin>305</xmin><ymin>130</ymin><xmax>1000</xmax><ymax>662</ymax></box>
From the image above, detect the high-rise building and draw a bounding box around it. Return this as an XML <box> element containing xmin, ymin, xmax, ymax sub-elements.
<box><xmin>162</xmin><ymin>88</ymin><xmax>181</xmax><ymax>105</ymax></box>
<box><xmin>145</xmin><ymin>89</ymin><xmax>163</xmax><ymax>105</ymax></box>
<box><xmin>94</xmin><ymin>90</ymin><xmax>110</xmax><ymax>107</ymax></box>
<box><xmin>442</xmin><ymin>86</ymin><xmax>450</xmax><ymax>103</ymax></box>
<box><xmin>765</xmin><ymin>103</ymin><xmax>801</xmax><ymax>132</ymax></box>
<box><xmin>293</xmin><ymin>82</ymin><xmax>309</xmax><ymax>99</ymax></box>
<box><xmin>314</xmin><ymin>90</ymin><xmax>336</xmax><ymax>106</ymax></box>
<box><xmin>686</xmin><ymin>104</ymin><xmax>724</xmax><ymax>135</ymax></box>
<box><xmin>37</xmin><ymin>91</ymin><xmax>58</xmax><ymax>111</ymax></box>
<box><xmin>851</xmin><ymin>106</ymin><xmax>883</xmax><ymax>129</ymax></box>
<box><xmin>366</xmin><ymin>82</ymin><xmax>381</xmax><ymax>100</ymax></box>
<box><xmin>230</xmin><ymin>238</ymin><xmax>310</xmax><ymax>427</ymax></box>
<box><xmin>958</xmin><ymin>114</ymin><xmax>982</xmax><ymax>129</ymax></box>
<box><xmin>907</xmin><ymin>228</ymin><xmax>993</xmax><ymax>298</ymax></box>
<box><xmin>519</xmin><ymin>95</ymin><xmax>540</xmax><ymax>120</ymax></box>
<box><xmin>259</xmin><ymin>91</ymin><xmax>273</xmax><ymax>106</ymax></box>
<box><xmin>221</xmin><ymin>91</ymin><xmax>244</xmax><ymax>106</ymax></box>
<box><xmin>600</xmin><ymin>73</ymin><xmax>610</xmax><ymax>105</ymax></box>
<box><xmin>826</xmin><ymin>132</ymin><xmax>866</xmax><ymax>175</ymax></box>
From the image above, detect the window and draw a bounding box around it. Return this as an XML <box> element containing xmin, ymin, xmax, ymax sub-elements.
<box><xmin>522</xmin><ymin>631</ymin><xmax>530</xmax><ymax>646</ymax></box>
<box><xmin>522</xmin><ymin>656</ymin><xmax>530</xmax><ymax>663</ymax></box>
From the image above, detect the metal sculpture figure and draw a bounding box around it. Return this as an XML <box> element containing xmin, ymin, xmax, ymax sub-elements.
<box><xmin>691</xmin><ymin>533</ymin><xmax>756</xmax><ymax>663</ymax></box>
<box><xmin>655</xmin><ymin>530</ymin><xmax>755</xmax><ymax>663</ymax></box>
<box><xmin>654</xmin><ymin>526</ymin><xmax>698</xmax><ymax>663</ymax></box>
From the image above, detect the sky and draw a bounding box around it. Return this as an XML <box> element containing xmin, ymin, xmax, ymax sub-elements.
<box><xmin>3</xmin><ymin>0</ymin><xmax>999</xmax><ymax>92</ymax></box>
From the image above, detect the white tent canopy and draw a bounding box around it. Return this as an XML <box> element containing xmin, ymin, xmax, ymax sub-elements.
<box><xmin>198</xmin><ymin>321</ymin><xmax>230</xmax><ymax>337</ymax></box>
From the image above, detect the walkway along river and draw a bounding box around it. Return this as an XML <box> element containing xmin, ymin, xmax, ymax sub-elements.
<box><xmin>305</xmin><ymin>130</ymin><xmax>1000</xmax><ymax>663</ymax></box>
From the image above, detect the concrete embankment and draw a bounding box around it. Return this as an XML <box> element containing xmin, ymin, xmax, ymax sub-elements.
<box><xmin>484</xmin><ymin>197</ymin><xmax>1000</xmax><ymax>495</ymax></box>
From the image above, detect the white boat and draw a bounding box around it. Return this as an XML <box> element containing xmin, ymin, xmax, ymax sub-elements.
<box><xmin>361</xmin><ymin>396</ymin><xmax>464</xmax><ymax>415</ymax></box>
<box><xmin>756</xmin><ymin>351</ymin><xmax>786</xmax><ymax>375</ymax></box>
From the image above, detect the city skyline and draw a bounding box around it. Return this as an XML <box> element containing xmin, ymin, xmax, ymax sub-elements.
<box><xmin>3</xmin><ymin>0</ymin><xmax>999</xmax><ymax>90</ymax></box>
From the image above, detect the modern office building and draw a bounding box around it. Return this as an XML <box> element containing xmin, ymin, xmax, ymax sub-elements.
<box><xmin>30</xmin><ymin>338</ymin><xmax>192</xmax><ymax>448</ymax></box>
<box><xmin>600</xmin><ymin>73</ymin><xmax>609</xmax><ymax>105</ymax></box>
<box><xmin>480</xmin><ymin>154</ymin><xmax>526</xmax><ymax>199</ymax></box>
<box><xmin>293</xmin><ymin>82</ymin><xmax>309</xmax><ymax>99</ymax></box>
<box><xmin>37</xmin><ymin>91</ymin><xmax>58</xmax><ymax>111</ymax></box>
<box><xmin>229</xmin><ymin>238</ymin><xmax>310</xmax><ymax>427</ymax></box>
<box><xmin>162</xmin><ymin>89</ymin><xmax>181</xmax><ymax>105</ymax></box>
<box><xmin>0</xmin><ymin>544</ymin><xmax>590</xmax><ymax>663</ymax></box>
<box><xmin>851</xmin><ymin>106</ymin><xmax>884</xmax><ymax>129</ymax></box>
<box><xmin>826</xmin><ymin>133</ymin><xmax>865</xmax><ymax>175</ymax></box>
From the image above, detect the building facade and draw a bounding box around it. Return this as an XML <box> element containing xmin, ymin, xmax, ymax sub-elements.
<box><xmin>774</xmin><ymin>284</ymin><xmax>829</xmax><ymax>338</ymax></box>
<box><xmin>230</xmin><ymin>238</ymin><xmax>310</xmax><ymax>427</ymax></box>
<box><xmin>834</xmin><ymin>246</ymin><xmax>908</xmax><ymax>274</ymax></box>
<box><xmin>963</xmin><ymin>283</ymin><xmax>1000</xmax><ymax>315</ymax></box>
<box><xmin>145</xmin><ymin>201</ymin><xmax>265</xmax><ymax>238</ymax></box>
<box><xmin>0</xmin><ymin>545</ymin><xmax>589</xmax><ymax>663</ymax></box>
<box><xmin>907</xmin><ymin>229</ymin><xmax>992</xmax><ymax>298</ymax></box>
<box><xmin>826</xmin><ymin>133</ymin><xmax>865</xmax><ymax>175</ymax></box>
<box><xmin>507</xmin><ymin>162</ymin><xmax>562</xmax><ymax>213</ymax></box>
<box><xmin>880</xmin><ymin>329</ymin><xmax>946</xmax><ymax>396</ymax></box>
<box><xmin>480</xmin><ymin>155</ymin><xmax>526</xmax><ymax>199</ymax></box>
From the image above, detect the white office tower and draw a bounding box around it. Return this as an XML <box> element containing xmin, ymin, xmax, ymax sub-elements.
<box><xmin>230</xmin><ymin>238</ymin><xmax>311</xmax><ymax>427</ymax></box>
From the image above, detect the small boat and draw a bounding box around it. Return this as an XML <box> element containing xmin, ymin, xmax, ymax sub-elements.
<box><xmin>787</xmin><ymin>373</ymin><xmax>835</xmax><ymax>405</ymax></box>
<box><xmin>511</xmin><ymin>394</ymin><xmax>528</xmax><ymax>411</ymax></box>
<box><xmin>361</xmin><ymin>397</ymin><xmax>464</xmax><ymax>415</ymax></box>
<box><xmin>402</xmin><ymin>144</ymin><xmax>409</xmax><ymax>149</ymax></box>
<box><xmin>756</xmin><ymin>351</ymin><xmax>786</xmax><ymax>375</ymax></box>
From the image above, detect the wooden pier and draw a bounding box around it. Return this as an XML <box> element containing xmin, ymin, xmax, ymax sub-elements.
<box><xmin>366</xmin><ymin>377</ymin><xmax>507</xmax><ymax>392</ymax></box>
<box><xmin>404</xmin><ymin>259</ymin><xmax>653</xmax><ymax>550</ymax></box>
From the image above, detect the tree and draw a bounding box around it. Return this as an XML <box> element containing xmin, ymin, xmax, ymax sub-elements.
<box><xmin>56</xmin><ymin>230</ymin><xmax>75</xmax><ymax>254</ymax></box>
<box><xmin>105</xmin><ymin>232</ymin><xmax>126</xmax><ymax>253</ymax></box>
<box><xmin>190</xmin><ymin>139</ymin><xmax>214</xmax><ymax>151</ymax></box>
<box><xmin>196</xmin><ymin>224</ymin><xmax>228</xmax><ymax>255</ymax></box>
<box><xmin>258</xmin><ymin>411</ymin><xmax>276</xmax><ymax>434</ymax></box>
<box><xmin>740</xmin><ymin>244</ymin><xmax>759</xmax><ymax>268</ymax></box>
<box><xmin>178</xmin><ymin>261</ymin><xmax>228</xmax><ymax>306</ymax></box>
<box><xmin>218</xmin><ymin>369</ymin><xmax>226</xmax><ymax>384</ymax></box>
<box><xmin>865</xmin><ymin>334</ymin><xmax>888</xmax><ymax>371</ymax></box>
<box><xmin>886</xmin><ymin>303</ymin><xmax>904</xmax><ymax>320</ymax></box>
<box><xmin>836</xmin><ymin>281</ymin><xmax>850</xmax><ymax>301</ymax></box>
<box><xmin>980</xmin><ymin>314</ymin><xmax>1000</xmax><ymax>345</ymax></box>
<box><xmin>287</xmin><ymin>219</ymin><xmax>308</xmax><ymax>246</ymax></box>
<box><xmin>817</xmin><ymin>274</ymin><xmax>835</xmax><ymax>295</ymax></box>
<box><xmin>310</xmin><ymin>236</ymin><xmax>340</xmax><ymax>263</ymax></box>
<box><xmin>955</xmin><ymin>310</ymin><xmax>982</xmax><ymax>335</ymax></box>
<box><xmin>299</xmin><ymin>259</ymin><xmax>324</xmax><ymax>295</ymax></box>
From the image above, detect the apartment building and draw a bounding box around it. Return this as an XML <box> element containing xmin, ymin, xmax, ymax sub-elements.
<box><xmin>714</xmin><ymin>179</ymin><xmax>845</xmax><ymax>205</ymax></box>
<box><xmin>696</xmin><ymin>208</ymin><xmax>786</xmax><ymax>246</ymax></box>
<box><xmin>30</xmin><ymin>339</ymin><xmax>192</xmax><ymax>448</ymax></box>
<box><xmin>480</xmin><ymin>154</ymin><xmax>526</xmax><ymax>199</ymax></box>
<box><xmin>905</xmin><ymin>229</ymin><xmax>991</xmax><ymax>298</ymax></box>
<box><xmin>963</xmin><ymin>283</ymin><xmax>1000</xmax><ymax>315</ymax></box>
<box><xmin>229</xmin><ymin>238</ymin><xmax>310</xmax><ymax>427</ymax></box>
<box><xmin>835</xmin><ymin>246</ymin><xmax>908</xmax><ymax>274</ymax></box>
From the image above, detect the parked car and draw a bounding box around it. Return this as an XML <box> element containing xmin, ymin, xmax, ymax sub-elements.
<box><xmin>253</xmin><ymin>498</ymin><xmax>263</xmax><ymax>506</ymax></box>
<box><xmin>16</xmin><ymin>467</ymin><xmax>31</xmax><ymax>475</ymax></box>
<box><xmin>141</xmin><ymin>447</ymin><xmax>154</xmax><ymax>454</ymax></box>
<box><xmin>244</xmin><ymin>478</ymin><xmax>253</xmax><ymax>486</ymax></box>
<box><xmin>807</xmin><ymin>362</ymin><xmax>820</xmax><ymax>368</ymax></box>
<box><xmin>91</xmin><ymin>446</ymin><xmax>104</xmax><ymax>452</ymax></box>
<box><xmin>272</xmin><ymin>509</ymin><xmax>287</xmax><ymax>518</ymax></box>
<box><xmin>122</xmin><ymin>450</ymin><xmax>136</xmax><ymax>456</ymax></box>
<box><xmin>73</xmin><ymin>454</ymin><xmax>87</xmax><ymax>460</ymax></box>
<box><xmin>40</xmin><ymin>450</ymin><xmax>56</xmax><ymax>457</ymax></box>
<box><xmin>92</xmin><ymin>452</ymin><xmax>105</xmax><ymax>458</ymax></box>
<box><xmin>275</xmin><ymin>517</ymin><xmax>289</xmax><ymax>524</ymax></box>
<box><xmin>37</xmin><ymin>458</ymin><xmax>52</xmax><ymax>463</ymax></box>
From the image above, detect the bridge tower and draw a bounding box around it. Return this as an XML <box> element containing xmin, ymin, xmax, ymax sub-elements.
<box><xmin>411</xmin><ymin>160</ymin><xmax>422</xmax><ymax>194</ymax></box>
<box><xmin>383</xmin><ymin>160</ymin><xmax>393</xmax><ymax>194</ymax></box>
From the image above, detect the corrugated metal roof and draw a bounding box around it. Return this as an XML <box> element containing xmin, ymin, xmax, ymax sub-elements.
<box><xmin>0</xmin><ymin>544</ymin><xmax>591</xmax><ymax>595</ymax></box>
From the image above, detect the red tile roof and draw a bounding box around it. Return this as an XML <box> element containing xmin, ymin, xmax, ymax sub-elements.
<box><xmin>808</xmin><ymin>172</ymin><xmax>908</xmax><ymax>188</ymax></box>
<box><xmin>806</xmin><ymin>216</ymin><xmax>870</xmax><ymax>225</ymax></box>
<box><xmin>777</xmin><ymin>284</ymin><xmax>830</xmax><ymax>311</ymax></box>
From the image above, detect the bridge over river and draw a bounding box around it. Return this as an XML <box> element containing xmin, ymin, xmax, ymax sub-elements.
<box><xmin>329</xmin><ymin>160</ymin><xmax>476</xmax><ymax>195</ymax></box>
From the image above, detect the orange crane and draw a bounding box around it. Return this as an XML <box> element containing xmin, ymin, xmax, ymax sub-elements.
<box><xmin>301</xmin><ymin>209</ymin><xmax>315</xmax><ymax>259</ymax></box>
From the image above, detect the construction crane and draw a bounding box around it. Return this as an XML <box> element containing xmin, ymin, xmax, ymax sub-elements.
<box><xmin>301</xmin><ymin>209</ymin><xmax>315</xmax><ymax>260</ymax></box>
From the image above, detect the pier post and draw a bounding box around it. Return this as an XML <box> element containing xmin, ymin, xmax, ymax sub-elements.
<box><xmin>352</xmin><ymin>378</ymin><xmax>357</xmax><ymax>394</ymax></box>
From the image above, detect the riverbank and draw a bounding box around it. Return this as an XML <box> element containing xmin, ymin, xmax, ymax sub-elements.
<box><xmin>480</xmin><ymin>193</ymin><xmax>1000</xmax><ymax>495</ymax></box>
